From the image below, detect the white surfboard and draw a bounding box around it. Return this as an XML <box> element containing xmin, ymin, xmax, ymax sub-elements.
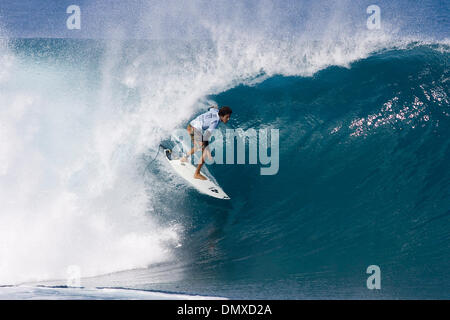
<box><xmin>163</xmin><ymin>149</ymin><xmax>230</xmax><ymax>200</ymax></box>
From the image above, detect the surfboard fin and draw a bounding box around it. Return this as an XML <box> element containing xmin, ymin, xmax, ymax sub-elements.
<box><xmin>165</xmin><ymin>149</ymin><xmax>172</xmax><ymax>160</ymax></box>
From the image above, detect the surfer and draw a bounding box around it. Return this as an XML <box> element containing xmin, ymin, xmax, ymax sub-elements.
<box><xmin>180</xmin><ymin>106</ymin><xmax>232</xmax><ymax>180</ymax></box>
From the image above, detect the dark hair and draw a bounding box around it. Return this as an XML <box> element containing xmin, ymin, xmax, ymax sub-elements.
<box><xmin>219</xmin><ymin>106</ymin><xmax>232</xmax><ymax>117</ymax></box>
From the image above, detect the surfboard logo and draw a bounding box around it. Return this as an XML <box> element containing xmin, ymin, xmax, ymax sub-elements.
<box><xmin>209</xmin><ymin>187</ymin><xmax>219</xmax><ymax>193</ymax></box>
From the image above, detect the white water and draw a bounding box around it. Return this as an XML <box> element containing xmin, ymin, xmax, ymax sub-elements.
<box><xmin>0</xmin><ymin>286</ymin><xmax>225</xmax><ymax>300</ymax></box>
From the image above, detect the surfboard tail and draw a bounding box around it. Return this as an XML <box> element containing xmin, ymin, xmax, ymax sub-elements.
<box><xmin>164</xmin><ymin>149</ymin><xmax>172</xmax><ymax>160</ymax></box>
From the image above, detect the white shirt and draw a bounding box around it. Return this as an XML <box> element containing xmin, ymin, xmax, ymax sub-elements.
<box><xmin>190</xmin><ymin>108</ymin><xmax>220</xmax><ymax>136</ymax></box>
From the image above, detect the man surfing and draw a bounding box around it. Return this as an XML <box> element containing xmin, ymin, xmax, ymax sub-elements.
<box><xmin>180</xmin><ymin>106</ymin><xmax>232</xmax><ymax>180</ymax></box>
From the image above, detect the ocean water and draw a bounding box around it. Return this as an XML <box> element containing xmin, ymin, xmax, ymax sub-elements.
<box><xmin>0</xmin><ymin>1</ymin><xmax>449</xmax><ymax>299</ymax></box>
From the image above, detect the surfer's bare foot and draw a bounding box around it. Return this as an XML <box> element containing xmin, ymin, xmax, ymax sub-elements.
<box><xmin>194</xmin><ymin>173</ymin><xmax>207</xmax><ymax>180</ymax></box>
<box><xmin>180</xmin><ymin>156</ymin><xmax>188</xmax><ymax>162</ymax></box>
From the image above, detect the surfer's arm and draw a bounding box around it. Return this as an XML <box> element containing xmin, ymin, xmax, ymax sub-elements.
<box><xmin>203</xmin><ymin>119</ymin><xmax>219</xmax><ymax>141</ymax></box>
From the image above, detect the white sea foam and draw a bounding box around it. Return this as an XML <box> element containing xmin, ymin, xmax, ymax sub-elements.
<box><xmin>0</xmin><ymin>286</ymin><xmax>225</xmax><ymax>300</ymax></box>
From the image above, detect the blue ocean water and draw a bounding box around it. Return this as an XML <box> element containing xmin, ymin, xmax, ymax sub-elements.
<box><xmin>171</xmin><ymin>46</ymin><xmax>450</xmax><ymax>299</ymax></box>
<box><xmin>0</xmin><ymin>1</ymin><xmax>449</xmax><ymax>300</ymax></box>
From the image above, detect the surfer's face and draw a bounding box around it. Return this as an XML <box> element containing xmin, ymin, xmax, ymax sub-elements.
<box><xmin>221</xmin><ymin>114</ymin><xmax>231</xmax><ymax>124</ymax></box>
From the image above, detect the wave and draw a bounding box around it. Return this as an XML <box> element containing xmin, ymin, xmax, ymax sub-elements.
<box><xmin>0</xmin><ymin>2</ymin><xmax>448</xmax><ymax>298</ymax></box>
<box><xmin>158</xmin><ymin>44</ymin><xmax>449</xmax><ymax>299</ymax></box>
